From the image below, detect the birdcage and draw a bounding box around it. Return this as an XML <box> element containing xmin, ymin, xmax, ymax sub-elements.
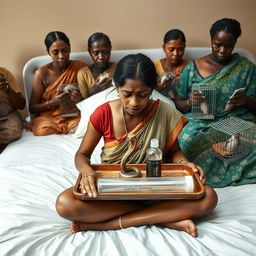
<box><xmin>191</xmin><ymin>84</ymin><xmax>216</xmax><ymax>120</ymax></box>
<box><xmin>209</xmin><ymin>117</ymin><xmax>255</xmax><ymax>164</ymax></box>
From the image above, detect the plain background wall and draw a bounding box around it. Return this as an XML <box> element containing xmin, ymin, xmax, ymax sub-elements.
<box><xmin>1</xmin><ymin>0</ymin><xmax>256</xmax><ymax>94</ymax></box>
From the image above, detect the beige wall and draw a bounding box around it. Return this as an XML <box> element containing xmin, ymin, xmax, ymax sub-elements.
<box><xmin>1</xmin><ymin>0</ymin><xmax>256</xmax><ymax>94</ymax></box>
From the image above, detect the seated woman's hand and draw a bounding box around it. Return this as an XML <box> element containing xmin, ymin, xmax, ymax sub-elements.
<box><xmin>89</xmin><ymin>77</ymin><xmax>112</xmax><ymax>96</ymax></box>
<box><xmin>228</xmin><ymin>92</ymin><xmax>246</xmax><ymax>108</ymax></box>
<box><xmin>95</xmin><ymin>77</ymin><xmax>112</xmax><ymax>91</ymax></box>
<box><xmin>0</xmin><ymin>77</ymin><xmax>9</xmax><ymax>91</ymax></box>
<box><xmin>68</xmin><ymin>88</ymin><xmax>84</xmax><ymax>103</ymax></box>
<box><xmin>182</xmin><ymin>161</ymin><xmax>206</xmax><ymax>184</ymax></box>
<box><xmin>80</xmin><ymin>167</ymin><xmax>97</xmax><ymax>198</ymax></box>
<box><xmin>157</xmin><ymin>76</ymin><xmax>172</xmax><ymax>92</ymax></box>
<box><xmin>53</xmin><ymin>85</ymin><xmax>70</xmax><ymax>104</ymax></box>
<box><xmin>189</xmin><ymin>91</ymin><xmax>205</xmax><ymax>105</ymax></box>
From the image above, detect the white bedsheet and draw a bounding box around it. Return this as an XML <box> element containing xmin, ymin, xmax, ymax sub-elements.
<box><xmin>0</xmin><ymin>131</ymin><xmax>256</xmax><ymax>256</ymax></box>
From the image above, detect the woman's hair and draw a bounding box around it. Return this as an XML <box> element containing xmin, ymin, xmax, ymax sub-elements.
<box><xmin>210</xmin><ymin>18</ymin><xmax>241</xmax><ymax>39</ymax></box>
<box><xmin>163</xmin><ymin>29</ymin><xmax>186</xmax><ymax>43</ymax></box>
<box><xmin>113</xmin><ymin>53</ymin><xmax>157</xmax><ymax>89</ymax></box>
<box><xmin>87</xmin><ymin>32</ymin><xmax>112</xmax><ymax>50</ymax></box>
<box><xmin>44</xmin><ymin>31</ymin><xmax>70</xmax><ymax>51</ymax></box>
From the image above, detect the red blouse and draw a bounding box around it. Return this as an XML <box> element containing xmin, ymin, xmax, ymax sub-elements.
<box><xmin>90</xmin><ymin>102</ymin><xmax>116</xmax><ymax>143</ymax></box>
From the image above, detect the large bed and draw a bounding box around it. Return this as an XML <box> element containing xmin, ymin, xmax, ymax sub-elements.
<box><xmin>0</xmin><ymin>48</ymin><xmax>256</xmax><ymax>256</ymax></box>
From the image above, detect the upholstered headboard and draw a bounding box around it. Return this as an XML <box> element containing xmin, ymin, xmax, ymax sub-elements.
<box><xmin>23</xmin><ymin>47</ymin><xmax>256</xmax><ymax>118</ymax></box>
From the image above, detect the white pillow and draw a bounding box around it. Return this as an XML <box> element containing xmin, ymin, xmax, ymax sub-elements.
<box><xmin>73</xmin><ymin>87</ymin><xmax>175</xmax><ymax>139</ymax></box>
<box><xmin>73</xmin><ymin>87</ymin><xmax>118</xmax><ymax>139</ymax></box>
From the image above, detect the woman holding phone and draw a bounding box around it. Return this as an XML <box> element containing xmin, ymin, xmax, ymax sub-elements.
<box><xmin>175</xmin><ymin>18</ymin><xmax>256</xmax><ymax>187</ymax></box>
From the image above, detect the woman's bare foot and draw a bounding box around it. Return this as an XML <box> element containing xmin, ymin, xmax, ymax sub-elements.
<box><xmin>70</xmin><ymin>221</ymin><xmax>80</xmax><ymax>233</ymax></box>
<box><xmin>70</xmin><ymin>218</ymin><xmax>120</xmax><ymax>233</ymax></box>
<box><xmin>162</xmin><ymin>219</ymin><xmax>198</xmax><ymax>237</ymax></box>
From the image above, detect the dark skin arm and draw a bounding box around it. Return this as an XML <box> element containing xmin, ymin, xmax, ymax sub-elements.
<box><xmin>0</xmin><ymin>77</ymin><xmax>25</xmax><ymax>110</ymax></box>
<box><xmin>175</xmin><ymin>91</ymin><xmax>206</xmax><ymax>114</ymax></box>
<box><xmin>168</xmin><ymin>140</ymin><xmax>206</xmax><ymax>183</ymax></box>
<box><xmin>29</xmin><ymin>68</ymin><xmax>71</xmax><ymax>114</ymax></box>
<box><xmin>75</xmin><ymin>121</ymin><xmax>102</xmax><ymax>197</ymax></box>
<box><xmin>228</xmin><ymin>92</ymin><xmax>256</xmax><ymax>113</ymax></box>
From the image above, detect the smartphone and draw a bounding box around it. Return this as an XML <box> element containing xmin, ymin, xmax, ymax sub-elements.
<box><xmin>230</xmin><ymin>87</ymin><xmax>246</xmax><ymax>98</ymax></box>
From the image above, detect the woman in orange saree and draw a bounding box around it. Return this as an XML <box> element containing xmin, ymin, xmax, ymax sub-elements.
<box><xmin>29</xmin><ymin>31</ymin><xmax>86</xmax><ymax>136</ymax></box>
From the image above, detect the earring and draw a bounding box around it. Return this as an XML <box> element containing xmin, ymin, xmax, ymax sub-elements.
<box><xmin>149</xmin><ymin>94</ymin><xmax>153</xmax><ymax>100</ymax></box>
<box><xmin>117</xmin><ymin>93</ymin><xmax>120</xmax><ymax>97</ymax></box>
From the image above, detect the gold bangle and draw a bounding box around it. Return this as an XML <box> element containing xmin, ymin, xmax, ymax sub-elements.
<box><xmin>177</xmin><ymin>158</ymin><xmax>187</xmax><ymax>164</ymax></box>
<box><xmin>119</xmin><ymin>216</ymin><xmax>123</xmax><ymax>229</ymax></box>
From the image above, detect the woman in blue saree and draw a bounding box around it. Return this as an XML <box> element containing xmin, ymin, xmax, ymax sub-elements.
<box><xmin>175</xmin><ymin>18</ymin><xmax>256</xmax><ymax>187</ymax></box>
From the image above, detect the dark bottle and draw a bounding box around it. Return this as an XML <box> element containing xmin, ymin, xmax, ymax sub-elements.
<box><xmin>146</xmin><ymin>139</ymin><xmax>162</xmax><ymax>177</ymax></box>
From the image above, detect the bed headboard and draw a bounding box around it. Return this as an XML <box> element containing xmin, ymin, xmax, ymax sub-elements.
<box><xmin>23</xmin><ymin>47</ymin><xmax>256</xmax><ymax>118</ymax></box>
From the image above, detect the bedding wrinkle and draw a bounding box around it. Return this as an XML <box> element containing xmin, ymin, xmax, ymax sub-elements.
<box><xmin>0</xmin><ymin>117</ymin><xmax>256</xmax><ymax>256</ymax></box>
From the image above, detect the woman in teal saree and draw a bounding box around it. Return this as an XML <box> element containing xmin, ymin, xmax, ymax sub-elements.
<box><xmin>175</xmin><ymin>18</ymin><xmax>256</xmax><ymax>187</ymax></box>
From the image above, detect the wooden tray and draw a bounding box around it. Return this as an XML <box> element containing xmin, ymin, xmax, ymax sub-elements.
<box><xmin>73</xmin><ymin>164</ymin><xmax>205</xmax><ymax>200</ymax></box>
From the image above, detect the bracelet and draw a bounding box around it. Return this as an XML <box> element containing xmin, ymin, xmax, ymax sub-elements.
<box><xmin>177</xmin><ymin>158</ymin><xmax>187</xmax><ymax>164</ymax></box>
<box><xmin>119</xmin><ymin>216</ymin><xmax>123</xmax><ymax>229</ymax></box>
<box><xmin>186</xmin><ymin>99</ymin><xmax>191</xmax><ymax>106</ymax></box>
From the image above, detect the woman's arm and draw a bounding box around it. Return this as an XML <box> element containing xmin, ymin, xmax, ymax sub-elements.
<box><xmin>75</xmin><ymin>121</ymin><xmax>102</xmax><ymax>197</ymax></box>
<box><xmin>175</xmin><ymin>91</ymin><xmax>207</xmax><ymax>114</ymax></box>
<box><xmin>169</xmin><ymin>140</ymin><xmax>206</xmax><ymax>183</ymax></box>
<box><xmin>0</xmin><ymin>84</ymin><xmax>25</xmax><ymax>110</ymax></box>
<box><xmin>174</xmin><ymin>95</ymin><xmax>191</xmax><ymax>113</ymax></box>
<box><xmin>0</xmin><ymin>71</ymin><xmax>25</xmax><ymax>110</ymax></box>
<box><xmin>29</xmin><ymin>69</ymin><xmax>67</xmax><ymax>114</ymax></box>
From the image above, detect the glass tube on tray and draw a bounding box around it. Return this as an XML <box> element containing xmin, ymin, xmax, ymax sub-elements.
<box><xmin>97</xmin><ymin>176</ymin><xmax>194</xmax><ymax>193</ymax></box>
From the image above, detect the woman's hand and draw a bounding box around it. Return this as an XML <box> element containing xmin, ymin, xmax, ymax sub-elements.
<box><xmin>89</xmin><ymin>77</ymin><xmax>112</xmax><ymax>96</ymax></box>
<box><xmin>189</xmin><ymin>91</ymin><xmax>205</xmax><ymax>105</ymax></box>
<box><xmin>95</xmin><ymin>77</ymin><xmax>112</xmax><ymax>91</ymax></box>
<box><xmin>0</xmin><ymin>77</ymin><xmax>10</xmax><ymax>91</ymax></box>
<box><xmin>183</xmin><ymin>161</ymin><xmax>206</xmax><ymax>184</ymax></box>
<box><xmin>157</xmin><ymin>76</ymin><xmax>172</xmax><ymax>92</ymax></box>
<box><xmin>52</xmin><ymin>85</ymin><xmax>70</xmax><ymax>105</ymax></box>
<box><xmin>69</xmin><ymin>88</ymin><xmax>84</xmax><ymax>103</ymax></box>
<box><xmin>80</xmin><ymin>167</ymin><xmax>97</xmax><ymax>198</ymax></box>
<box><xmin>228</xmin><ymin>92</ymin><xmax>247</xmax><ymax>107</ymax></box>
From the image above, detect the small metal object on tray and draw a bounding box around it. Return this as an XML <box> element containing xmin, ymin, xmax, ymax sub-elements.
<box><xmin>73</xmin><ymin>164</ymin><xmax>205</xmax><ymax>200</ymax></box>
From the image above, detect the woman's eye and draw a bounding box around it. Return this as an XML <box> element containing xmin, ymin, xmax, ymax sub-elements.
<box><xmin>214</xmin><ymin>43</ymin><xmax>221</xmax><ymax>48</ymax></box>
<box><xmin>52</xmin><ymin>50</ymin><xmax>59</xmax><ymax>55</ymax></box>
<box><xmin>138</xmin><ymin>94</ymin><xmax>148</xmax><ymax>98</ymax></box>
<box><xmin>123</xmin><ymin>94</ymin><xmax>132</xmax><ymax>98</ymax></box>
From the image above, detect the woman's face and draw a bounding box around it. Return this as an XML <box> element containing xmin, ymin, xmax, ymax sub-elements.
<box><xmin>117</xmin><ymin>79</ymin><xmax>152</xmax><ymax>117</ymax></box>
<box><xmin>89</xmin><ymin>40</ymin><xmax>111</xmax><ymax>69</ymax></box>
<box><xmin>48</xmin><ymin>40</ymin><xmax>70</xmax><ymax>68</ymax></box>
<box><xmin>211</xmin><ymin>31</ymin><xmax>237</xmax><ymax>64</ymax></box>
<box><xmin>163</xmin><ymin>39</ymin><xmax>186</xmax><ymax>65</ymax></box>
